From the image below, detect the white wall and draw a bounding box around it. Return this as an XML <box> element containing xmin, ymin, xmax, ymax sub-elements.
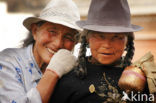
<box><xmin>0</xmin><ymin>2</ymin><xmax>33</xmax><ymax>51</ymax></box>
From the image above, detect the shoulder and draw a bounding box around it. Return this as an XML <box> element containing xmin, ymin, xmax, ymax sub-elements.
<box><xmin>0</xmin><ymin>45</ymin><xmax>34</xmax><ymax>87</ymax></box>
<box><xmin>0</xmin><ymin>47</ymin><xmax>25</xmax><ymax>58</ymax></box>
<box><xmin>0</xmin><ymin>47</ymin><xmax>25</xmax><ymax>70</ymax></box>
<box><xmin>54</xmin><ymin>69</ymin><xmax>86</xmax><ymax>95</ymax></box>
<box><xmin>58</xmin><ymin>69</ymin><xmax>79</xmax><ymax>85</ymax></box>
<box><xmin>0</xmin><ymin>45</ymin><xmax>32</xmax><ymax>71</ymax></box>
<box><xmin>0</xmin><ymin>44</ymin><xmax>32</xmax><ymax>62</ymax></box>
<box><xmin>50</xmin><ymin>70</ymin><xmax>84</xmax><ymax>103</ymax></box>
<box><xmin>54</xmin><ymin>69</ymin><xmax>81</xmax><ymax>88</ymax></box>
<box><xmin>0</xmin><ymin>48</ymin><xmax>20</xmax><ymax>65</ymax></box>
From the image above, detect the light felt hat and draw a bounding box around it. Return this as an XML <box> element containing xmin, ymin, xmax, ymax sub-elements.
<box><xmin>23</xmin><ymin>0</ymin><xmax>81</xmax><ymax>31</ymax></box>
<box><xmin>76</xmin><ymin>0</ymin><xmax>143</xmax><ymax>33</ymax></box>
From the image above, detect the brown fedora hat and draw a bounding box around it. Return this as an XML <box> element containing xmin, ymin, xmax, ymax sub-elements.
<box><xmin>76</xmin><ymin>0</ymin><xmax>143</xmax><ymax>32</ymax></box>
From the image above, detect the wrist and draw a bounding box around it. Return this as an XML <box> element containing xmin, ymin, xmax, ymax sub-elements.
<box><xmin>46</xmin><ymin>69</ymin><xmax>60</xmax><ymax>79</ymax></box>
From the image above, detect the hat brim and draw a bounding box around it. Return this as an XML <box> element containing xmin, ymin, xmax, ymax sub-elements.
<box><xmin>76</xmin><ymin>20</ymin><xmax>143</xmax><ymax>33</ymax></box>
<box><xmin>23</xmin><ymin>17</ymin><xmax>82</xmax><ymax>31</ymax></box>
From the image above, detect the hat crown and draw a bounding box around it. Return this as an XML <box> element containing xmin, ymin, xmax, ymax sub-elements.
<box><xmin>87</xmin><ymin>0</ymin><xmax>131</xmax><ymax>26</ymax></box>
<box><xmin>23</xmin><ymin>0</ymin><xmax>81</xmax><ymax>31</ymax></box>
<box><xmin>40</xmin><ymin>0</ymin><xmax>80</xmax><ymax>22</ymax></box>
<box><xmin>76</xmin><ymin>0</ymin><xmax>143</xmax><ymax>32</ymax></box>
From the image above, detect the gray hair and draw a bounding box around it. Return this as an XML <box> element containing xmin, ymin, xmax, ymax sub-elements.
<box><xmin>22</xmin><ymin>21</ymin><xmax>46</xmax><ymax>47</ymax></box>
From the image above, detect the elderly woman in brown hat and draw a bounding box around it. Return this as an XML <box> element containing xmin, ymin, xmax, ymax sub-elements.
<box><xmin>50</xmin><ymin>0</ymin><xmax>152</xmax><ymax>103</ymax></box>
<box><xmin>0</xmin><ymin>0</ymin><xmax>81</xmax><ymax>103</ymax></box>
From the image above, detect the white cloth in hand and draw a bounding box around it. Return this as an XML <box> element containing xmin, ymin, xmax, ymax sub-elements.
<box><xmin>47</xmin><ymin>49</ymin><xmax>76</xmax><ymax>78</ymax></box>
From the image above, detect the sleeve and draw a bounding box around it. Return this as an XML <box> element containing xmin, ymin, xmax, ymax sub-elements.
<box><xmin>0</xmin><ymin>58</ymin><xmax>42</xmax><ymax>103</ymax></box>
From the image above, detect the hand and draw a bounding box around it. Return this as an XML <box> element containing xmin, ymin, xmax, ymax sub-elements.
<box><xmin>142</xmin><ymin>59</ymin><xmax>156</xmax><ymax>94</ymax></box>
<box><xmin>46</xmin><ymin>49</ymin><xmax>76</xmax><ymax>78</ymax></box>
<box><xmin>142</xmin><ymin>59</ymin><xmax>156</xmax><ymax>79</ymax></box>
<box><xmin>133</xmin><ymin>52</ymin><xmax>156</xmax><ymax>94</ymax></box>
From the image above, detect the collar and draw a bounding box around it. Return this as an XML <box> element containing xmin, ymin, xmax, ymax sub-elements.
<box><xmin>28</xmin><ymin>44</ymin><xmax>42</xmax><ymax>83</ymax></box>
<box><xmin>87</xmin><ymin>56</ymin><xmax>124</xmax><ymax>68</ymax></box>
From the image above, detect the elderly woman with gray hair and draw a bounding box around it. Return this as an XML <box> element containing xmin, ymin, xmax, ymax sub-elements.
<box><xmin>50</xmin><ymin>0</ymin><xmax>153</xmax><ymax>103</ymax></box>
<box><xmin>0</xmin><ymin>0</ymin><xmax>81</xmax><ymax>103</ymax></box>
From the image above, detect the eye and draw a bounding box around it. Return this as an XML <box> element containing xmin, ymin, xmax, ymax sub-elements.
<box><xmin>64</xmin><ymin>34</ymin><xmax>75</xmax><ymax>42</ymax></box>
<box><xmin>48</xmin><ymin>30</ymin><xmax>57</xmax><ymax>35</ymax></box>
<box><xmin>112</xmin><ymin>35</ymin><xmax>124</xmax><ymax>40</ymax></box>
<box><xmin>91</xmin><ymin>33</ymin><xmax>105</xmax><ymax>39</ymax></box>
<box><xmin>99</xmin><ymin>34</ymin><xmax>105</xmax><ymax>38</ymax></box>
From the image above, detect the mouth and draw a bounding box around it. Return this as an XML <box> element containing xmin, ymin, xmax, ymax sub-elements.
<box><xmin>101</xmin><ymin>53</ymin><xmax>114</xmax><ymax>56</ymax></box>
<box><xmin>47</xmin><ymin>48</ymin><xmax>56</xmax><ymax>54</ymax></box>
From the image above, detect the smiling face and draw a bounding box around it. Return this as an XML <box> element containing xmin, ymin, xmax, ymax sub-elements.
<box><xmin>88</xmin><ymin>31</ymin><xmax>127</xmax><ymax>65</ymax></box>
<box><xmin>31</xmin><ymin>22</ymin><xmax>78</xmax><ymax>67</ymax></box>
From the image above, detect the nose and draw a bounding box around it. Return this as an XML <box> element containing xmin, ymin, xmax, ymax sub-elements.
<box><xmin>101</xmin><ymin>39</ymin><xmax>111</xmax><ymax>49</ymax></box>
<box><xmin>53</xmin><ymin>36</ymin><xmax>63</xmax><ymax>50</ymax></box>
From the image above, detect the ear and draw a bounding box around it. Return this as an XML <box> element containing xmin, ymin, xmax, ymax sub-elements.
<box><xmin>31</xmin><ymin>23</ymin><xmax>38</xmax><ymax>41</ymax></box>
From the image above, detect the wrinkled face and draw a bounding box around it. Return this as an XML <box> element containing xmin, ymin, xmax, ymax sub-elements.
<box><xmin>32</xmin><ymin>22</ymin><xmax>77</xmax><ymax>66</ymax></box>
<box><xmin>88</xmin><ymin>31</ymin><xmax>127</xmax><ymax>65</ymax></box>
